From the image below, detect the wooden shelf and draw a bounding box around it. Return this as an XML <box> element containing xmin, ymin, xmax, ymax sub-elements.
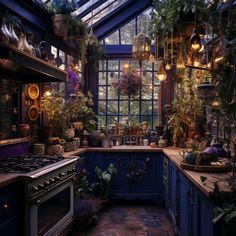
<box><xmin>0</xmin><ymin>43</ymin><xmax>67</xmax><ymax>83</ymax></box>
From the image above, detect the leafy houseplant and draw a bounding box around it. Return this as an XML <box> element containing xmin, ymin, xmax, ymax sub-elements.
<box><xmin>40</xmin><ymin>91</ymin><xmax>96</xmax><ymax>139</ymax></box>
<box><xmin>68</xmin><ymin>17</ymin><xmax>88</xmax><ymax>62</ymax></box>
<box><xmin>168</xmin><ymin>73</ymin><xmax>203</xmax><ymax>142</ymax></box>
<box><xmin>149</xmin><ymin>0</ymin><xmax>208</xmax><ymax>39</ymax></box>
<box><xmin>91</xmin><ymin>164</ymin><xmax>117</xmax><ymax>200</ymax></box>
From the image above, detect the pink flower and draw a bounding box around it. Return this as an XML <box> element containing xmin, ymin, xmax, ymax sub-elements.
<box><xmin>118</xmin><ymin>72</ymin><xmax>142</xmax><ymax>97</ymax></box>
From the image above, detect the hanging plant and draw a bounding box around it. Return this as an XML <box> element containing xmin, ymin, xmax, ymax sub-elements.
<box><xmin>118</xmin><ymin>72</ymin><xmax>142</xmax><ymax>97</ymax></box>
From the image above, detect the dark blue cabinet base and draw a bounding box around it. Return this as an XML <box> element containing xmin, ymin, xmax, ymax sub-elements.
<box><xmin>82</xmin><ymin>152</ymin><xmax>164</xmax><ymax>204</ymax></box>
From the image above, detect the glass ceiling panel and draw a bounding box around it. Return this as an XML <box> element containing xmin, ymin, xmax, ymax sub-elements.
<box><xmin>73</xmin><ymin>0</ymin><xmax>100</xmax><ymax>16</ymax></box>
<box><xmin>82</xmin><ymin>0</ymin><xmax>128</xmax><ymax>26</ymax></box>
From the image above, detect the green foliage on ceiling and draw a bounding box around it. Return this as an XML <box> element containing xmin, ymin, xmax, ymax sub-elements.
<box><xmin>149</xmin><ymin>0</ymin><xmax>208</xmax><ymax>38</ymax></box>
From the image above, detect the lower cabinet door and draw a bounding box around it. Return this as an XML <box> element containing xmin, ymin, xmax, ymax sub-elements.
<box><xmin>168</xmin><ymin>161</ymin><xmax>179</xmax><ymax>231</ymax></box>
<box><xmin>192</xmin><ymin>187</ymin><xmax>214</xmax><ymax>236</ymax></box>
<box><xmin>179</xmin><ymin>173</ymin><xmax>191</xmax><ymax>236</ymax></box>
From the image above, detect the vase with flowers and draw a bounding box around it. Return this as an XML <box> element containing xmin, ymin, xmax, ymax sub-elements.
<box><xmin>118</xmin><ymin>71</ymin><xmax>142</xmax><ymax>98</ymax></box>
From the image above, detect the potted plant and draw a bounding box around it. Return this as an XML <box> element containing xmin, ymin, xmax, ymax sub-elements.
<box><xmin>91</xmin><ymin>164</ymin><xmax>117</xmax><ymax>207</ymax></box>
<box><xmin>68</xmin><ymin>17</ymin><xmax>88</xmax><ymax>62</ymax></box>
<box><xmin>168</xmin><ymin>74</ymin><xmax>203</xmax><ymax>146</ymax></box>
<box><xmin>46</xmin><ymin>0</ymin><xmax>75</xmax><ymax>38</ymax></box>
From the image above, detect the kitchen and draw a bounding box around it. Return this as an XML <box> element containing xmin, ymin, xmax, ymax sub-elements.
<box><xmin>0</xmin><ymin>0</ymin><xmax>236</xmax><ymax>236</ymax></box>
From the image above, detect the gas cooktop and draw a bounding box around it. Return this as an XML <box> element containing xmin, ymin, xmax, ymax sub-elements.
<box><xmin>0</xmin><ymin>154</ymin><xmax>65</xmax><ymax>173</ymax></box>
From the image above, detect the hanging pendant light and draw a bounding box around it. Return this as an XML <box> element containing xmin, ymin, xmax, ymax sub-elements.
<box><xmin>149</xmin><ymin>54</ymin><xmax>155</xmax><ymax>63</ymax></box>
<box><xmin>156</xmin><ymin>60</ymin><xmax>167</xmax><ymax>81</ymax></box>
<box><xmin>190</xmin><ymin>29</ymin><xmax>202</xmax><ymax>52</ymax></box>
<box><xmin>132</xmin><ymin>32</ymin><xmax>151</xmax><ymax>61</ymax></box>
<box><xmin>189</xmin><ymin>0</ymin><xmax>202</xmax><ymax>52</ymax></box>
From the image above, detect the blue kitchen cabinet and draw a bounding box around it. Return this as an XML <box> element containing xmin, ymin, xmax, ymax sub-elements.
<box><xmin>167</xmin><ymin>157</ymin><xmax>216</xmax><ymax>236</ymax></box>
<box><xmin>0</xmin><ymin>182</ymin><xmax>23</xmax><ymax>236</ymax></box>
<box><xmin>168</xmin><ymin>160</ymin><xmax>179</xmax><ymax>232</ymax></box>
<box><xmin>85</xmin><ymin>152</ymin><xmax>104</xmax><ymax>183</ymax></box>
<box><xmin>178</xmin><ymin>172</ymin><xmax>192</xmax><ymax>236</ymax></box>
<box><xmin>85</xmin><ymin>152</ymin><xmax>163</xmax><ymax>203</ymax></box>
<box><xmin>192</xmin><ymin>186</ymin><xmax>214</xmax><ymax>236</ymax></box>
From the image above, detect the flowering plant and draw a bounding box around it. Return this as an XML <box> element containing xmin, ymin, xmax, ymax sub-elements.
<box><xmin>118</xmin><ymin>72</ymin><xmax>142</xmax><ymax>97</ymax></box>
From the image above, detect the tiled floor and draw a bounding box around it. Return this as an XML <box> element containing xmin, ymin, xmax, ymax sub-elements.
<box><xmin>71</xmin><ymin>205</ymin><xmax>175</xmax><ymax>236</ymax></box>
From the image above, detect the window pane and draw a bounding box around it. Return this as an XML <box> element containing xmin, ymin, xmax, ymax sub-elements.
<box><xmin>142</xmin><ymin>72</ymin><xmax>152</xmax><ymax>85</ymax></box>
<box><xmin>153</xmin><ymin>86</ymin><xmax>159</xmax><ymax>99</ymax></box>
<box><xmin>99</xmin><ymin>86</ymin><xmax>106</xmax><ymax>99</ymax></box>
<box><xmin>108</xmin><ymin>116</ymin><xmax>118</xmax><ymax>125</ymax></box>
<box><xmin>108</xmin><ymin>60</ymin><xmax>119</xmax><ymax>71</ymax></box>
<box><xmin>142</xmin><ymin>86</ymin><xmax>152</xmax><ymax>100</ymax></box>
<box><xmin>98</xmin><ymin>101</ymin><xmax>106</xmax><ymax>115</ymax></box>
<box><xmin>137</xmin><ymin>8</ymin><xmax>152</xmax><ymax>34</ymax></box>
<box><xmin>97</xmin><ymin>116</ymin><xmax>106</xmax><ymax>128</ymax></box>
<box><xmin>130</xmin><ymin>101</ymin><xmax>139</xmax><ymax>116</ymax></box>
<box><xmin>108</xmin><ymin>86</ymin><xmax>118</xmax><ymax>99</ymax></box>
<box><xmin>108</xmin><ymin>72</ymin><xmax>119</xmax><ymax>85</ymax></box>
<box><xmin>119</xmin><ymin>101</ymin><xmax>129</xmax><ymax>115</ymax></box>
<box><xmin>142</xmin><ymin>60</ymin><xmax>153</xmax><ymax>71</ymax></box>
<box><xmin>153</xmin><ymin>101</ymin><xmax>158</xmax><ymax>116</ymax></box>
<box><xmin>120</xmin><ymin>20</ymin><xmax>135</xmax><ymax>44</ymax></box>
<box><xmin>105</xmin><ymin>30</ymin><xmax>119</xmax><ymax>45</ymax></box>
<box><xmin>99</xmin><ymin>72</ymin><xmax>106</xmax><ymax>85</ymax></box>
<box><xmin>141</xmin><ymin>101</ymin><xmax>152</xmax><ymax>115</ymax></box>
<box><xmin>107</xmin><ymin>101</ymin><xmax>118</xmax><ymax>115</ymax></box>
<box><xmin>99</xmin><ymin>60</ymin><xmax>106</xmax><ymax>71</ymax></box>
<box><xmin>141</xmin><ymin>116</ymin><xmax>152</xmax><ymax>128</ymax></box>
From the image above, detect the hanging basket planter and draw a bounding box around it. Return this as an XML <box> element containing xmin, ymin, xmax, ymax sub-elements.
<box><xmin>51</xmin><ymin>14</ymin><xmax>69</xmax><ymax>38</ymax></box>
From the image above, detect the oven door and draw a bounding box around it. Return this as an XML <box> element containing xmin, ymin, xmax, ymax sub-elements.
<box><xmin>26</xmin><ymin>180</ymin><xmax>74</xmax><ymax>236</ymax></box>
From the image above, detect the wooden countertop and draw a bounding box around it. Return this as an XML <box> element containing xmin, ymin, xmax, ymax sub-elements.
<box><xmin>163</xmin><ymin>147</ymin><xmax>232</xmax><ymax>197</ymax></box>
<box><xmin>0</xmin><ymin>146</ymin><xmax>232</xmax><ymax>197</ymax></box>
<box><xmin>64</xmin><ymin>146</ymin><xmax>232</xmax><ymax>197</ymax></box>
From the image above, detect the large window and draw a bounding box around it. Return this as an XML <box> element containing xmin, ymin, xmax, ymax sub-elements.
<box><xmin>97</xmin><ymin>8</ymin><xmax>159</xmax><ymax>130</ymax></box>
<box><xmin>97</xmin><ymin>59</ymin><xmax>160</xmax><ymax>129</ymax></box>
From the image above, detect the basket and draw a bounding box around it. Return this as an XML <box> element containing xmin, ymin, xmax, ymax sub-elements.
<box><xmin>180</xmin><ymin>161</ymin><xmax>232</xmax><ymax>172</ymax></box>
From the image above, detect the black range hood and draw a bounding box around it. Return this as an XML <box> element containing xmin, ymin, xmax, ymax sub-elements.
<box><xmin>0</xmin><ymin>43</ymin><xmax>67</xmax><ymax>83</ymax></box>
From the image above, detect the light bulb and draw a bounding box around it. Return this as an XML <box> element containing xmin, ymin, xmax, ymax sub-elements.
<box><xmin>165</xmin><ymin>63</ymin><xmax>172</xmax><ymax>70</ymax></box>
<box><xmin>149</xmin><ymin>54</ymin><xmax>155</xmax><ymax>63</ymax></box>
<box><xmin>156</xmin><ymin>61</ymin><xmax>167</xmax><ymax>81</ymax></box>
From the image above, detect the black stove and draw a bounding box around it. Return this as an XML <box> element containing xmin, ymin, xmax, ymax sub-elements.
<box><xmin>0</xmin><ymin>154</ymin><xmax>65</xmax><ymax>173</ymax></box>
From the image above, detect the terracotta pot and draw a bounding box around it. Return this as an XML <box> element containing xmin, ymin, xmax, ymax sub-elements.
<box><xmin>46</xmin><ymin>144</ymin><xmax>63</xmax><ymax>155</ymax></box>
<box><xmin>51</xmin><ymin>14</ymin><xmax>69</xmax><ymax>38</ymax></box>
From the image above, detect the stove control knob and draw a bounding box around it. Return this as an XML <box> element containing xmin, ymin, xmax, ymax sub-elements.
<box><xmin>44</xmin><ymin>180</ymin><xmax>50</xmax><ymax>186</ymax></box>
<box><xmin>49</xmin><ymin>178</ymin><xmax>55</xmax><ymax>183</ymax></box>
<box><xmin>59</xmin><ymin>172</ymin><xmax>66</xmax><ymax>177</ymax></box>
<box><xmin>55</xmin><ymin>176</ymin><xmax>60</xmax><ymax>181</ymax></box>
<box><xmin>38</xmin><ymin>183</ymin><xmax>45</xmax><ymax>189</ymax></box>
<box><xmin>32</xmin><ymin>186</ymin><xmax>39</xmax><ymax>192</ymax></box>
